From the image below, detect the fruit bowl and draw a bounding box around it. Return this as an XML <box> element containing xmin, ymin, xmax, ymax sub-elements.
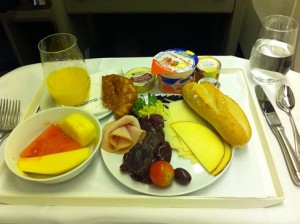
<box><xmin>4</xmin><ymin>107</ymin><xmax>101</xmax><ymax>184</ymax></box>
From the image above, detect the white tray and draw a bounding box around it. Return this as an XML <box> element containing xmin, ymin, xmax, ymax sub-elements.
<box><xmin>0</xmin><ymin>68</ymin><xmax>284</xmax><ymax>208</ymax></box>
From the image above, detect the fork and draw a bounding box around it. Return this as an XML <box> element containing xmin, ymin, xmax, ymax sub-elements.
<box><xmin>0</xmin><ymin>99</ymin><xmax>21</xmax><ymax>145</ymax></box>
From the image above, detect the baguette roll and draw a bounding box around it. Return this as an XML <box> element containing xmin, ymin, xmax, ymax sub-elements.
<box><xmin>181</xmin><ymin>82</ymin><xmax>252</xmax><ymax>147</ymax></box>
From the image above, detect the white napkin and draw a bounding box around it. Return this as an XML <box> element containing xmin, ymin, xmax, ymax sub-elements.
<box><xmin>78</xmin><ymin>72</ymin><xmax>109</xmax><ymax>116</ymax></box>
<box><xmin>73</xmin><ymin>69</ymin><xmax>123</xmax><ymax>117</ymax></box>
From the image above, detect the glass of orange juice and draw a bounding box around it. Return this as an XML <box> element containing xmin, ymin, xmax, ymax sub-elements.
<box><xmin>38</xmin><ymin>33</ymin><xmax>90</xmax><ymax>106</ymax></box>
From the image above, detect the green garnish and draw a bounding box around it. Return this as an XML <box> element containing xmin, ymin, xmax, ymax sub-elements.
<box><xmin>147</xmin><ymin>93</ymin><xmax>158</xmax><ymax>106</ymax></box>
<box><xmin>133</xmin><ymin>93</ymin><xmax>166</xmax><ymax>118</ymax></box>
<box><xmin>132</xmin><ymin>96</ymin><xmax>146</xmax><ymax>116</ymax></box>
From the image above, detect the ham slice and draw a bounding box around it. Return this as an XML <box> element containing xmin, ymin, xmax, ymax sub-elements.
<box><xmin>101</xmin><ymin>115</ymin><xmax>146</xmax><ymax>154</ymax></box>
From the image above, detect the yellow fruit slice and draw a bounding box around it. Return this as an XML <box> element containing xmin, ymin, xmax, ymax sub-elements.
<box><xmin>18</xmin><ymin>147</ymin><xmax>91</xmax><ymax>175</ymax></box>
<box><xmin>211</xmin><ymin>140</ymin><xmax>232</xmax><ymax>176</ymax></box>
<box><xmin>171</xmin><ymin>121</ymin><xmax>224</xmax><ymax>173</ymax></box>
<box><xmin>58</xmin><ymin>113</ymin><xmax>96</xmax><ymax>147</ymax></box>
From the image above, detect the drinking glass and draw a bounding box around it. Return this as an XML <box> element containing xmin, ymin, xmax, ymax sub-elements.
<box><xmin>249</xmin><ymin>15</ymin><xmax>298</xmax><ymax>84</ymax></box>
<box><xmin>38</xmin><ymin>33</ymin><xmax>91</xmax><ymax>106</ymax></box>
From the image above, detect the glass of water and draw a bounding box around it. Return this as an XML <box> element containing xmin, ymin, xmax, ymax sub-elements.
<box><xmin>249</xmin><ymin>15</ymin><xmax>298</xmax><ymax>84</ymax></box>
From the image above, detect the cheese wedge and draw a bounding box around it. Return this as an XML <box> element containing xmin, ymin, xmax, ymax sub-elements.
<box><xmin>212</xmin><ymin>140</ymin><xmax>232</xmax><ymax>176</ymax></box>
<box><xmin>171</xmin><ymin>121</ymin><xmax>224</xmax><ymax>173</ymax></box>
<box><xmin>169</xmin><ymin>100</ymin><xmax>209</xmax><ymax>125</ymax></box>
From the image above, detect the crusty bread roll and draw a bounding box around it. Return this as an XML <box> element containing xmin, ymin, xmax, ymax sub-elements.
<box><xmin>181</xmin><ymin>82</ymin><xmax>252</xmax><ymax>147</ymax></box>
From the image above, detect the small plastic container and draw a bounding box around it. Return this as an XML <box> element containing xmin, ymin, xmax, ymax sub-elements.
<box><xmin>198</xmin><ymin>77</ymin><xmax>221</xmax><ymax>88</ymax></box>
<box><xmin>194</xmin><ymin>56</ymin><xmax>221</xmax><ymax>83</ymax></box>
<box><xmin>151</xmin><ymin>48</ymin><xmax>198</xmax><ymax>94</ymax></box>
<box><xmin>124</xmin><ymin>67</ymin><xmax>156</xmax><ymax>93</ymax></box>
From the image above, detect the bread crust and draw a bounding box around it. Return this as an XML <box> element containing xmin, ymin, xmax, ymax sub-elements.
<box><xmin>181</xmin><ymin>82</ymin><xmax>252</xmax><ymax>147</ymax></box>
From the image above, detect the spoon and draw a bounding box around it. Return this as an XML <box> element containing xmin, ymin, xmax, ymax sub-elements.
<box><xmin>276</xmin><ymin>84</ymin><xmax>300</xmax><ymax>157</ymax></box>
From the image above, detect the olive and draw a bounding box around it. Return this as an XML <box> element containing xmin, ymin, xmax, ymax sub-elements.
<box><xmin>174</xmin><ymin>168</ymin><xmax>192</xmax><ymax>185</ymax></box>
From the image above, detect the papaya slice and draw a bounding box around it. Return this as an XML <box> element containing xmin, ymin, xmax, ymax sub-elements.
<box><xmin>18</xmin><ymin>147</ymin><xmax>91</xmax><ymax>175</ymax></box>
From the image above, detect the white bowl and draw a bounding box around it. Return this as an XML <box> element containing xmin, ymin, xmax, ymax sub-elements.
<box><xmin>4</xmin><ymin>107</ymin><xmax>101</xmax><ymax>184</ymax></box>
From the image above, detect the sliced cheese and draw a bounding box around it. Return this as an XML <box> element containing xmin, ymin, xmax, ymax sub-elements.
<box><xmin>169</xmin><ymin>100</ymin><xmax>209</xmax><ymax>125</ymax></box>
<box><xmin>165</xmin><ymin>100</ymin><xmax>213</xmax><ymax>151</ymax></box>
<box><xmin>171</xmin><ymin>121</ymin><xmax>224</xmax><ymax>173</ymax></box>
<box><xmin>182</xmin><ymin>154</ymin><xmax>200</xmax><ymax>164</ymax></box>
<box><xmin>212</xmin><ymin>140</ymin><xmax>232</xmax><ymax>176</ymax></box>
<box><xmin>163</xmin><ymin>110</ymin><xmax>183</xmax><ymax>149</ymax></box>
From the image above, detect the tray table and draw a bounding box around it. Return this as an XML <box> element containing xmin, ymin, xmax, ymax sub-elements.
<box><xmin>0</xmin><ymin>68</ymin><xmax>284</xmax><ymax>208</ymax></box>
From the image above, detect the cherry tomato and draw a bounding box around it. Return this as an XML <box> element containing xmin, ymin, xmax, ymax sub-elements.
<box><xmin>149</xmin><ymin>160</ymin><xmax>174</xmax><ymax>187</ymax></box>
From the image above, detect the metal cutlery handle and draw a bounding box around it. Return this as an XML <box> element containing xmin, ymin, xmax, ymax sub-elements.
<box><xmin>0</xmin><ymin>132</ymin><xmax>10</xmax><ymax>146</ymax></box>
<box><xmin>288</xmin><ymin>112</ymin><xmax>300</xmax><ymax>157</ymax></box>
<box><xmin>0</xmin><ymin>132</ymin><xmax>5</xmax><ymax>139</ymax></box>
<box><xmin>0</xmin><ymin>131</ymin><xmax>9</xmax><ymax>140</ymax></box>
<box><xmin>272</xmin><ymin>126</ymin><xmax>300</xmax><ymax>186</ymax></box>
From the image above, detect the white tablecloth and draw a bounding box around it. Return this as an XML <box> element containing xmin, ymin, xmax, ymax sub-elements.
<box><xmin>0</xmin><ymin>56</ymin><xmax>300</xmax><ymax>224</ymax></box>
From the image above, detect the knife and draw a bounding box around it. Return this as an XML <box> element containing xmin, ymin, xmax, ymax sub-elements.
<box><xmin>255</xmin><ymin>85</ymin><xmax>300</xmax><ymax>186</ymax></box>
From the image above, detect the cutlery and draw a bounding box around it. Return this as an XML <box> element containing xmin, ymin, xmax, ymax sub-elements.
<box><xmin>255</xmin><ymin>85</ymin><xmax>300</xmax><ymax>186</ymax></box>
<box><xmin>276</xmin><ymin>84</ymin><xmax>300</xmax><ymax>157</ymax></box>
<box><xmin>0</xmin><ymin>99</ymin><xmax>21</xmax><ymax>145</ymax></box>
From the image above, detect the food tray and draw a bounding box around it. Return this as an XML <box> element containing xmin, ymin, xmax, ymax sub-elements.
<box><xmin>0</xmin><ymin>68</ymin><xmax>284</xmax><ymax>208</ymax></box>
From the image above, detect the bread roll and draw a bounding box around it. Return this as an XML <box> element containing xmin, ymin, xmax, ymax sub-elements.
<box><xmin>181</xmin><ymin>82</ymin><xmax>252</xmax><ymax>147</ymax></box>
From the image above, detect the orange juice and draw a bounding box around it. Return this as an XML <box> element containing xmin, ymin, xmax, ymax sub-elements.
<box><xmin>46</xmin><ymin>67</ymin><xmax>90</xmax><ymax>106</ymax></box>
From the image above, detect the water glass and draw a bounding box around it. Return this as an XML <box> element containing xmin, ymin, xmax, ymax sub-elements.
<box><xmin>249</xmin><ymin>15</ymin><xmax>298</xmax><ymax>84</ymax></box>
<box><xmin>38</xmin><ymin>33</ymin><xmax>91</xmax><ymax>106</ymax></box>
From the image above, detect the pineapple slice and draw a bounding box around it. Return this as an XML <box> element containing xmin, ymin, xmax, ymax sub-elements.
<box><xmin>58</xmin><ymin>113</ymin><xmax>96</xmax><ymax>147</ymax></box>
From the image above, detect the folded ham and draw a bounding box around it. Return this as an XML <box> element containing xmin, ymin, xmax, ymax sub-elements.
<box><xmin>101</xmin><ymin>115</ymin><xmax>146</xmax><ymax>154</ymax></box>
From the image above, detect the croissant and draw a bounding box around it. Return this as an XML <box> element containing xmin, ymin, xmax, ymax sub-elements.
<box><xmin>102</xmin><ymin>74</ymin><xmax>138</xmax><ymax>119</ymax></box>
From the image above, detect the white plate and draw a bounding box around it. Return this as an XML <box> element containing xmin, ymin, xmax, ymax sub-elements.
<box><xmin>102</xmin><ymin>149</ymin><xmax>233</xmax><ymax>196</ymax></box>
<box><xmin>101</xmin><ymin>113</ymin><xmax>234</xmax><ymax>196</ymax></box>
<box><xmin>39</xmin><ymin>72</ymin><xmax>112</xmax><ymax>120</ymax></box>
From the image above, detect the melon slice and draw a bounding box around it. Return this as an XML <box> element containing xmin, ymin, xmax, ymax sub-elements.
<box><xmin>18</xmin><ymin>147</ymin><xmax>91</xmax><ymax>175</ymax></box>
<box><xmin>20</xmin><ymin>124</ymin><xmax>81</xmax><ymax>158</ymax></box>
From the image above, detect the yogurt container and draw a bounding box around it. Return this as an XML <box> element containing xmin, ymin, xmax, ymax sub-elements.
<box><xmin>124</xmin><ymin>67</ymin><xmax>156</xmax><ymax>93</ymax></box>
<box><xmin>151</xmin><ymin>48</ymin><xmax>198</xmax><ymax>94</ymax></box>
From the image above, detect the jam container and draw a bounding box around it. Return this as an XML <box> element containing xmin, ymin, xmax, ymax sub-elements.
<box><xmin>198</xmin><ymin>77</ymin><xmax>221</xmax><ymax>88</ymax></box>
<box><xmin>151</xmin><ymin>48</ymin><xmax>198</xmax><ymax>94</ymax></box>
<box><xmin>124</xmin><ymin>67</ymin><xmax>156</xmax><ymax>93</ymax></box>
<box><xmin>194</xmin><ymin>56</ymin><xmax>221</xmax><ymax>83</ymax></box>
